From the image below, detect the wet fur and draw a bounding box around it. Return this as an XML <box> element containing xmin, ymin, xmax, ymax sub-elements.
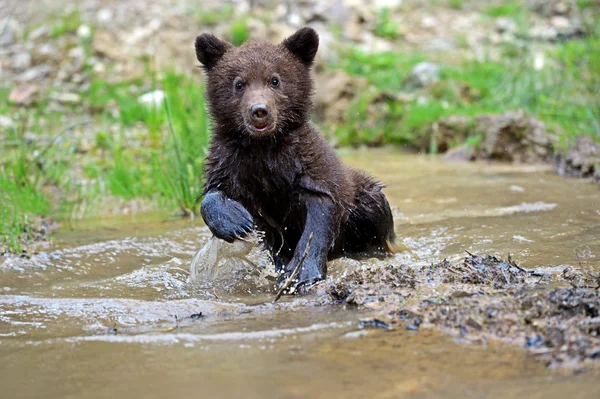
<box><xmin>196</xmin><ymin>27</ymin><xmax>396</xmax><ymax>290</ymax></box>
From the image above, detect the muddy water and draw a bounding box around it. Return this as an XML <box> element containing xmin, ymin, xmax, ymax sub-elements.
<box><xmin>2</xmin><ymin>149</ymin><xmax>599</xmax><ymax>398</ymax></box>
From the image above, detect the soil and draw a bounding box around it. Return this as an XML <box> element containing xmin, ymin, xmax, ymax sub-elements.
<box><xmin>313</xmin><ymin>252</ymin><xmax>600</xmax><ymax>370</ymax></box>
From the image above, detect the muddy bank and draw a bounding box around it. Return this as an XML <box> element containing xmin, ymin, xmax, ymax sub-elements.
<box><xmin>313</xmin><ymin>252</ymin><xmax>600</xmax><ymax>371</ymax></box>
<box><xmin>429</xmin><ymin>111</ymin><xmax>600</xmax><ymax>185</ymax></box>
<box><xmin>0</xmin><ymin>215</ymin><xmax>59</xmax><ymax>257</ymax></box>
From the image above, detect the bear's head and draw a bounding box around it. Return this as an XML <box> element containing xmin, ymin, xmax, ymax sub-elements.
<box><xmin>195</xmin><ymin>27</ymin><xmax>319</xmax><ymax>139</ymax></box>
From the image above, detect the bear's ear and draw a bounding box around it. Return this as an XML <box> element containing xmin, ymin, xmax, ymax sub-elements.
<box><xmin>282</xmin><ymin>27</ymin><xmax>319</xmax><ymax>67</ymax></box>
<box><xmin>195</xmin><ymin>34</ymin><xmax>232</xmax><ymax>71</ymax></box>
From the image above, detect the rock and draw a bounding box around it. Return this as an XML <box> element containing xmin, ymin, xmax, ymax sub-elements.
<box><xmin>526</xmin><ymin>0</ymin><xmax>573</xmax><ymax>17</ymax></box>
<box><xmin>50</xmin><ymin>92</ymin><xmax>82</xmax><ymax>104</ymax></box>
<box><xmin>496</xmin><ymin>17</ymin><xmax>517</xmax><ymax>34</ymax></box>
<box><xmin>403</xmin><ymin>62</ymin><xmax>441</xmax><ymax>89</ymax></box>
<box><xmin>428</xmin><ymin>110</ymin><xmax>555</xmax><ymax>163</ymax></box>
<box><xmin>11</xmin><ymin>52</ymin><xmax>32</xmax><ymax>70</ymax></box>
<box><xmin>286</xmin><ymin>13</ymin><xmax>303</xmax><ymax>27</ymax></box>
<box><xmin>8</xmin><ymin>84</ymin><xmax>39</xmax><ymax>106</ymax></box>
<box><xmin>475</xmin><ymin>110</ymin><xmax>554</xmax><ymax>163</ymax></box>
<box><xmin>76</xmin><ymin>24</ymin><xmax>92</xmax><ymax>40</ymax></box>
<box><xmin>31</xmin><ymin>43</ymin><xmax>58</xmax><ymax>64</ymax></box>
<box><xmin>97</xmin><ymin>8</ymin><xmax>114</xmax><ymax>24</ymax></box>
<box><xmin>0</xmin><ymin>18</ymin><xmax>22</xmax><ymax>46</ymax></box>
<box><xmin>374</xmin><ymin>0</ymin><xmax>404</xmax><ymax>9</ymax></box>
<box><xmin>529</xmin><ymin>24</ymin><xmax>558</xmax><ymax>41</ymax></box>
<box><xmin>443</xmin><ymin>145</ymin><xmax>474</xmax><ymax>162</ymax></box>
<box><xmin>554</xmin><ymin>136</ymin><xmax>600</xmax><ymax>183</ymax></box>
<box><xmin>268</xmin><ymin>23</ymin><xmax>296</xmax><ymax>46</ymax></box>
<box><xmin>357</xmin><ymin>32</ymin><xmax>394</xmax><ymax>53</ymax></box>
<box><xmin>313</xmin><ymin>70</ymin><xmax>366</xmax><ymax>124</ymax></box>
<box><xmin>17</xmin><ymin>64</ymin><xmax>51</xmax><ymax>82</ymax></box>
<box><xmin>124</xmin><ymin>19</ymin><xmax>162</xmax><ymax>46</ymax></box>
<box><xmin>423</xmin><ymin>115</ymin><xmax>474</xmax><ymax>154</ymax></box>
<box><xmin>138</xmin><ymin>90</ymin><xmax>166</xmax><ymax>108</ymax></box>
<box><xmin>247</xmin><ymin>18</ymin><xmax>268</xmax><ymax>42</ymax></box>
<box><xmin>93</xmin><ymin>30</ymin><xmax>124</xmax><ymax>60</ymax></box>
<box><xmin>28</xmin><ymin>25</ymin><xmax>49</xmax><ymax>41</ymax></box>
<box><xmin>0</xmin><ymin>115</ymin><xmax>16</xmax><ymax>129</ymax></box>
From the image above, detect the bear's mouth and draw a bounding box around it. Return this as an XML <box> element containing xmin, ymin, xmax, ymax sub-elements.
<box><xmin>248</xmin><ymin>122</ymin><xmax>274</xmax><ymax>134</ymax></box>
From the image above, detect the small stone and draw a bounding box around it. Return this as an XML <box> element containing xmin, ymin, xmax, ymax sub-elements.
<box><xmin>287</xmin><ymin>13</ymin><xmax>303</xmax><ymax>27</ymax></box>
<box><xmin>8</xmin><ymin>84</ymin><xmax>39</xmax><ymax>106</ymax></box>
<box><xmin>1</xmin><ymin>18</ymin><xmax>22</xmax><ymax>46</ymax></box>
<box><xmin>405</xmin><ymin>62</ymin><xmax>441</xmax><ymax>89</ymax></box>
<box><xmin>68</xmin><ymin>46</ymin><xmax>86</xmax><ymax>60</ymax></box>
<box><xmin>496</xmin><ymin>17</ymin><xmax>517</xmax><ymax>34</ymax></box>
<box><xmin>0</xmin><ymin>115</ymin><xmax>16</xmax><ymax>129</ymax></box>
<box><xmin>32</xmin><ymin>43</ymin><xmax>58</xmax><ymax>64</ymax></box>
<box><xmin>50</xmin><ymin>92</ymin><xmax>82</xmax><ymax>104</ymax></box>
<box><xmin>138</xmin><ymin>90</ymin><xmax>165</xmax><ymax>107</ymax></box>
<box><xmin>97</xmin><ymin>9</ymin><xmax>113</xmax><ymax>24</ymax></box>
<box><xmin>17</xmin><ymin>64</ymin><xmax>51</xmax><ymax>82</ymax></box>
<box><xmin>76</xmin><ymin>24</ymin><xmax>92</xmax><ymax>40</ymax></box>
<box><xmin>28</xmin><ymin>25</ymin><xmax>49</xmax><ymax>41</ymax></box>
<box><xmin>12</xmin><ymin>52</ymin><xmax>32</xmax><ymax>70</ymax></box>
<box><xmin>92</xmin><ymin>62</ymin><xmax>106</xmax><ymax>74</ymax></box>
<box><xmin>551</xmin><ymin>16</ymin><xmax>570</xmax><ymax>30</ymax></box>
<box><xmin>374</xmin><ymin>0</ymin><xmax>404</xmax><ymax>9</ymax></box>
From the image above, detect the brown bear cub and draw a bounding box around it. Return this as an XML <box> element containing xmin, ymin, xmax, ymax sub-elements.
<box><xmin>195</xmin><ymin>27</ymin><xmax>395</xmax><ymax>292</ymax></box>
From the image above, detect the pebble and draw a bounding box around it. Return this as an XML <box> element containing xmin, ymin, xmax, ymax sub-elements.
<box><xmin>138</xmin><ymin>90</ymin><xmax>166</xmax><ymax>108</ymax></box>
<box><xmin>17</xmin><ymin>64</ymin><xmax>51</xmax><ymax>82</ymax></box>
<box><xmin>8</xmin><ymin>84</ymin><xmax>39</xmax><ymax>106</ymax></box>
<box><xmin>50</xmin><ymin>92</ymin><xmax>82</xmax><ymax>104</ymax></box>
<box><xmin>11</xmin><ymin>52</ymin><xmax>32</xmax><ymax>70</ymax></box>
<box><xmin>77</xmin><ymin>24</ymin><xmax>92</xmax><ymax>40</ymax></box>
<box><xmin>0</xmin><ymin>115</ymin><xmax>16</xmax><ymax>129</ymax></box>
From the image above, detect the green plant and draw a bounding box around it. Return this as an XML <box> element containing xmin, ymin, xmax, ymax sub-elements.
<box><xmin>49</xmin><ymin>9</ymin><xmax>83</xmax><ymax>38</ymax></box>
<box><xmin>374</xmin><ymin>8</ymin><xmax>402</xmax><ymax>39</ymax></box>
<box><xmin>230</xmin><ymin>18</ymin><xmax>250</xmax><ymax>46</ymax></box>
<box><xmin>449</xmin><ymin>0</ymin><xmax>463</xmax><ymax>10</ymax></box>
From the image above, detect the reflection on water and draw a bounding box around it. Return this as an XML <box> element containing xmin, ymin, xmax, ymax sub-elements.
<box><xmin>1</xmin><ymin>149</ymin><xmax>599</xmax><ymax>398</ymax></box>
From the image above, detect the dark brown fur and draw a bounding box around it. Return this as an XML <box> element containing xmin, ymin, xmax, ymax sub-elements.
<box><xmin>195</xmin><ymin>27</ymin><xmax>395</xmax><ymax>290</ymax></box>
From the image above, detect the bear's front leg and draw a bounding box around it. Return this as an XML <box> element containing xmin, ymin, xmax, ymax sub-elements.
<box><xmin>277</xmin><ymin>196</ymin><xmax>336</xmax><ymax>291</ymax></box>
<box><xmin>200</xmin><ymin>191</ymin><xmax>254</xmax><ymax>243</ymax></box>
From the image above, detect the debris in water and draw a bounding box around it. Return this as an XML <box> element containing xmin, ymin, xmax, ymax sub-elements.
<box><xmin>358</xmin><ymin>318</ymin><xmax>394</xmax><ymax>331</ymax></box>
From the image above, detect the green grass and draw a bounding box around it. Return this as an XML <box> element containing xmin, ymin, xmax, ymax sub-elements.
<box><xmin>483</xmin><ymin>2</ymin><xmax>525</xmax><ymax>18</ymax></box>
<box><xmin>449</xmin><ymin>0</ymin><xmax>464</xmax><ymax>10</ymax></box>
<box><xmin>49</xmin><ymin>9</ymin><xmax>83</xmax><ymax>38</ymax></box>
<box><xmin>1</xmin><ymin>69</ymin><xmax>211</xmax><ymax>252</ymax></box>
<box><xmin>197</xmin><ymin>5</ymin><xmax>234</xmax><ymax>27</ymax></box>
<box><xmin>330</xmin><ymin>18</ymin><xmax>600</xmax><ymax>149</ymax></box>
<box><xmin>230</xmin><ymin>18</ymin><xmax>250</xmax><ymax>46</ymax></box>
<box><xmin>374</xmin><ymin>7</ymin><xmax>402</xmax><ymax>39</ymax></box>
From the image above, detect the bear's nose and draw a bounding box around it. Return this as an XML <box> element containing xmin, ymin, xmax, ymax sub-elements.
<box><xmin>251</xmin><ymin>104</ymin><xmax>269</xmax><ymax>120</ymax></box>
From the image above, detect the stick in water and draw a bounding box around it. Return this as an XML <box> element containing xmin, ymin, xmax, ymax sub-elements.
<box><xmin>273</xmin><ymin>233</ymin><xmax>313</xmax><ymax>303</ymax></box>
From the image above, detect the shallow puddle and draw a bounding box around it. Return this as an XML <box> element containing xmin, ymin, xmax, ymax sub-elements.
<box><xmin>1</xmin><ymin>149</ymin><xmax>599</xmax><ymax>398</ymax></box>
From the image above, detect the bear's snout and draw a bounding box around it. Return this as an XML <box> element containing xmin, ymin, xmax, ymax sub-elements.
<box><xmin>251</xmin><ymin>103</ymin><xmax>270</xmax><ymax>121</ymax></box>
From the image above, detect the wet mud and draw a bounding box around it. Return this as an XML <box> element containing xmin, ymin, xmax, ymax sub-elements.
<box><xmin>315</xmin><ymin>252</ymin><xmax>600</xmax><ymax>370</ymax></box>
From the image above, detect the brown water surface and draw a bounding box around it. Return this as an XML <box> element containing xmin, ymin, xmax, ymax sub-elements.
<box><xmin>2</xmin><ymin>149</ymin><xmax>599</xmax><ymax>398</ymax></box>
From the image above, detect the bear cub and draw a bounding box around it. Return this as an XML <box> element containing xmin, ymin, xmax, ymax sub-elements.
<box><xmin>195</xmin><ymin>27</ymin><xmax>396</xmax><ymax>292</ymax></box>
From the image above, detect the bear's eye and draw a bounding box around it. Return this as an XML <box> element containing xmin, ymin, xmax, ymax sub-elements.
<box><xmin>234</xmin><ymin>78</ymin><xmax>244</xmax><ymax>92</ymax></box>
<box><xmin>270</xmin><ymin>77</ymin><xmax>280</xmax><ymax>87</ymax></box>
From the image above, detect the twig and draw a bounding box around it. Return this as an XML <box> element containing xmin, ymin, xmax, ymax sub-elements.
<box><xmin>273</xmin><ymin>233</ymin><xmax>313</xmax><ymax>303</ymax></box>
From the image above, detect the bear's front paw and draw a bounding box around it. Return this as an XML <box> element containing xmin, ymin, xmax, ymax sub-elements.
<box><xmin>276</xmin><ymin>258</ymin><xmax>325</xmax><ymax>294</ymax></box>
<box><xmin>201</xmin><ymin>192</ymin><xmax>254</xmax><ymax>243</ymax></box>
